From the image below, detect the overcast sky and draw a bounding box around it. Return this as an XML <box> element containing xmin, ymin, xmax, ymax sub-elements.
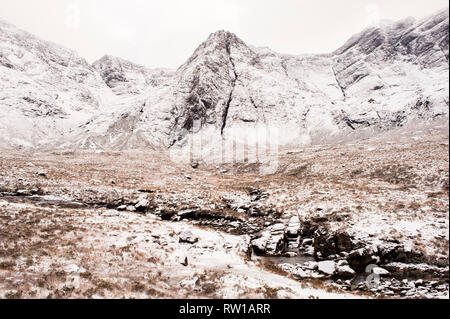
<box><xmin>0</xmin><ymin>0</ymin><xmax>448</xmax><ymax>68</ymax></box>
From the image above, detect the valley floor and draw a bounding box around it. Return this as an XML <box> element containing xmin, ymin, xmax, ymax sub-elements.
<box><xmin>0</xmin><ymin>124</ymin><xmax>448</xmax><ymax>299</ymax></box>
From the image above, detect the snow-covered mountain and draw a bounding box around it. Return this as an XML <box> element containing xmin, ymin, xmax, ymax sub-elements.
<box><xmin>0</xmin><ymin>8</ymin><xmax>448</xmax><ymax>151</ymax></box>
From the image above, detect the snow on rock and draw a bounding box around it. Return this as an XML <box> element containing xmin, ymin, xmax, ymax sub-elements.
<box><xmin>371</xmin><ymin>266</ymin><xmax>390</xmax><ymax>276</ymax></box>
<box><xmin>1</xmin><ymin>8</ymin><xmax>448</xmax><ymax>151</ymax></box>
<box><xmin>92</xmin><ymin>55</ymin><xmax>173</xmax><ymax>96</ymax></box>
<box><xmin>318</xmin><ymin>260</ymin><xmax>337</xmax><ymax>276</ymax></box>
<box><xmin>102</xmin><ymin>209</ymin><xmax>121</xmax><ymax>217</ymax></box>
<box><xmin>179</xmin><ymin>230</ymin><xmax>199</xmax><ymax>244</ymax></box>
<box><xmin>0</xmin><ymin>18</ymin><xmax>116</xmax><ymax>149</ymax></box>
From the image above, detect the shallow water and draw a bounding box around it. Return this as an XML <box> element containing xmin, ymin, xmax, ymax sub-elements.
<box><xmin>262</xmin><ymin>254</ymin><xmax>315</xmax><ymax>266</ymax></box>
<box><xmin>0</xmin><ymin>194</ymin><xmax>87</xmax><ymax>209</ymax></box>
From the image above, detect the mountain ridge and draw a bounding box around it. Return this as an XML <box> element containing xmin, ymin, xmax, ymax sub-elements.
<box><xmin>0</xmin><ymin>8</ymin><xmax>448</xmax><ymax>151</ymax></box>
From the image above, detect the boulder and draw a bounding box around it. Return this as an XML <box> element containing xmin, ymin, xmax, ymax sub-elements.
<box><xmin>265</xmin><ymin>234</ymin><xmax>285</xmax><ymax>255</ymax></box>
<box><xmin>179</xmin><ymin>231</ymin><xmax>199</xmax><ymax>244</ymax></box>
<box><xmin>301</xmin><ymin>238</ymin><xmax>314</xmax><ymax>247</ymax></box>
<box><xmin>35</xmin><ymin>170</ymin><xmax>47</xmax><ymax>177</ymax></box>
<box><xmin>334</xmin><ymin>230</ymin><xmax>356</xmax><ymax>253</ymax></box>
<box><xmin>286</xmin><ymin>216</ymin><xmax>301</xmax><ymax>238</ymax></box>
<box><xmin>347</xmin><ymin>248</ymin><xmax>378</xmax><ymax>272</ymax></box>
<box><xmin>337</xmin><ymin>265</ymin><xmax>356</xmax><ymax>279</ymax></box>
<box><xmin>318</xmin><ymin>260</ymin><xmax>336</xmax><ymax>276</ymax></box>
<box><xmin>135</xmin><ymin>198</ymin><xmax>150</xmax><ymax>212</ymax></box>
<box><xmin>251</xmin><ymin>227</ymin><xmax>285</xmax><ymax>256</ymax></box>
<box><xmin>372</xmin><ymin>266</ymin><xmax>390</xmax><ymax>276</ymax></box>
<box><xmin>127</xmin><ymin>205</ymin><xmax>137</xmax><ymax>212</ymax></box>
<box><xmin>251</xmin><ymin>236</ymin><xmax>269</xmax><ymax>255</ymax></box>
<box><xmin>302</xmin><ymin>261</ymin><xmax>319</xmax><ymax>271</ymax></box>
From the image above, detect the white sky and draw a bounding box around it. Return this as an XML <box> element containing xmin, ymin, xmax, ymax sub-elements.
<box><xmin>0</xmin><ymin>0</ymin><xmax>448</xmax><ymax>68</ymax></box>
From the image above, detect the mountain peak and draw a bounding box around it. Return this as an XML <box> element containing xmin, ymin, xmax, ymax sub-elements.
<box><xmin>207</xmin><ymin>30</ymin><xmax>238</xmax><ymax>41</ymax></box>
<box><xmin>204</xmin><ymin>30</ymin><xmax>246</xmax><ymax>49</ymax></box>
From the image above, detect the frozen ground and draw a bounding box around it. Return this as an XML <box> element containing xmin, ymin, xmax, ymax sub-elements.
<box><xmin>0</xmin><ymin>122</ymin><xmax>448</xmax><ymax>299</ymax></box>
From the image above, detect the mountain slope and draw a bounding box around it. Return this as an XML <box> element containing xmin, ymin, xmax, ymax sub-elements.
<box><xmin>0</xmin><ymin>8</ymin><xmax>448</xmax><ymax>152</ymax></box>
<box><xmin>81</xmin><ymin>8</ymin><xmax>448</xmax><ymax>152</ymax></box>
<box><xmin>0</xmin><ymin>17</ymin><xmax>116</xmax><ymax>149</ymax></box>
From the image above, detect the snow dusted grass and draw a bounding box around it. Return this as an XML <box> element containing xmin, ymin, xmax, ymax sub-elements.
<box><xmin>0</xmin><ymin>125</ymin><xmax>448</xmax><ymax>299</ymax></box>
<box><xmin>0</xmin><ymin>200</ymin><xmax>362</xmax><ymax>299</ymax></box>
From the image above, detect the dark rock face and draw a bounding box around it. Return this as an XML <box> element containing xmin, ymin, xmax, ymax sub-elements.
<box><xmin>92</xmin><ymin>55</ymin><xmax>173</xmax><ymax>96</ymax></box>
<box><xmin>168</xmin><ymin>30</ymin><xmax>259</xmax><ymax>144</ymax></box>
<box><xmin>346</xmin><ymin>248</ymin><xmax>379</xmax><ymax>273</ymax></box>
<box><xmin>313</xmin><ymin>227</ymin><xmax>358</xmax><ymax>259</ymax></box>
<box><xmin>314</xmin><ymin>227</ymin><xmax>336</xmax><ymax>258</ymax></box>
<box><xmin>94</xmin><ymin>56</ymin><xmax>128</xmax><ymax>88</ymax></box>
<box><xmin>334</xmin><ymin>230</ymin><xmax>357</xmax><ymax>253</ymax></box>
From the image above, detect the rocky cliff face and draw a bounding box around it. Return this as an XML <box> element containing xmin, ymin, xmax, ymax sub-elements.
<box><xmin>92</xmin><ymin>55</ymin><xmax>173</xmax><ymax>96</ymax></box>
<box><xmin>0</xmin><ymin>8</ymin><xmax>448</xmax><ymax>151</ymax></box>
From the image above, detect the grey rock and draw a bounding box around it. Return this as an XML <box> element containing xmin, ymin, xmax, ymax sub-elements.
<box><xmin>179</xmin><ymin>231</ymin><xmax>199</xmax><ymax>244</ymax></box>
<box><xmin>135</xmin><ymin>198</ymin><xmax>150</xmax><ymax>212</ymax></box>
<box><xmin>318</xmin><ymin>260</ymin><xmax>336</xmax><ymax>276</ymax></box>
<box><xmin>102</xmin><ymin>209</ymin><xmax>120</xmax><ymax>217</ymax></box>
<box><xmin>337</xmin><ymin>265</ymin><xmax>356</xmax><ymax>279</ymax></box>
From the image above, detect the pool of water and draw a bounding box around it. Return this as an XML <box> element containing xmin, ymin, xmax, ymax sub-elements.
<box><xmin>0</xmin><ymin>194</ymin><xmax>87</xmax><ymax>209</ymax></box>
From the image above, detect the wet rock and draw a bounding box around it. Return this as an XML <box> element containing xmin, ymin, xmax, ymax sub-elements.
<box><xmin>335</xmin><ymin>230</ymin><xmax>357</xmax><ymax>253</ymax></box>
<box><xmin>265</xmin><ymin>238</ymin><xmax>285</xmax><ymax>256</ymax></box>
<box><xmin>159</xmin><ymin>209</ymin><xmax>177</xmax><ymax>220</ymax></box>
<box><xmin>251</xmin><ymin>224</ymin><xmax>286</xmax><ymax>256</ymax></box>
<box><xmin>271</xmin><ymin>223</ymin><xmax>285</xmax><ymax>235</ymax></box>
<box><xmin>299</xmin><ymin>220</ymin><xmax>320</xmax><ymax>238</ymax></box>
<box><xmin>16</xmin><ymin>189</ymin><xmax>33</xmax><ymax>196</ymax></box>
<box><xmin>295</xmin><ymin>268</ymin><xmax>326</xmax><ymax>280</ymax></box>
<box><xmin>251</xmin><ymin>236</ymin><xmax>269</xmax><ymax>255</ymax></box>
<box><xmin>179</xmin><ymin>231</ymin><xmax>199</xmax><ymax>244</ymax></box>
<box><xmin>346</xmin><ymin>248</ymin><xmax>378</xmax><ymax>273</ymax></box>
<box><xmin>378</xmin><ymin>244</ymin><xmax>426</xmax><ymax>265</ymax></box>
<box><xmin>302</xmin><ymin>261</ymin><xmax>319</xmax><ymax>271</ymax></box>
<box><xmin>383</xmin><ymin>262</ymin><xmax>449</xmax><ymax>279</ymax></box>
<box><xmin>301</xmin><ymin>238</ymin><xmax>313</xmax><ymax>247</ymax></box>
<box><xmin>314</xmin><ymin>227</ymin><xmax>336</xmax><ymax>259</ymax></box>
<box><xmin>280</xmin><ymin>263</ymin><xmax>325</xmax><ymax>280</ymax></box>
